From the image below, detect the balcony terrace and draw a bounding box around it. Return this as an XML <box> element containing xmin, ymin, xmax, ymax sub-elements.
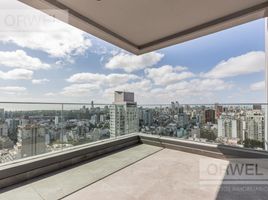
<box><xmin>1</xmin><ymin>133</ymin><xmax>268</xmax><ymax>200</ymax></box>
<box><xmin>0</xmin><ymin>0</ymin><xmax>267</xmax><ymax>199</ymax></box>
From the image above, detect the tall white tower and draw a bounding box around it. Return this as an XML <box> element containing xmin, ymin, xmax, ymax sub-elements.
<box><xmin>109</xmin><ymin>91</ymin><xmax>139</xmax><ymax>138</ymax></box>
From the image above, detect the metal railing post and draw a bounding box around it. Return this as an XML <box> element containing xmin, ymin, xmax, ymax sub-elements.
<box><xmin>61</xmin><ymin>103</ymin><xmax>64</xmax><ymax>150</ymax></box>
<box><xmin>265</xmin><ymin>18</ymin><xmax>268</xmax><ymax>150</ymax></box>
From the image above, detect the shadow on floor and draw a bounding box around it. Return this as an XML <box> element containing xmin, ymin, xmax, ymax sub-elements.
<box><xmin>214</xmin><ymin>145</ymin><xmax>268</xmax><ymax>200</ymax></box>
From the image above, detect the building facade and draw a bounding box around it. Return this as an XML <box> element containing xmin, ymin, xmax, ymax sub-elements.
<box><xmin>17</xmin><ymin>125</ymin><xmax>46</xmax><ymax>158</ymax></box>
<box><xmin>109</xmin><ymin>91</ymin><xmax>139</xmax><ymax>137</ymax></box>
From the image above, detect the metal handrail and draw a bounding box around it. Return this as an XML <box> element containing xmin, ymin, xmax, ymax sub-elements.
<box><xmin>0</xmin><ymin>101</ymin><xmax>110</xmax><ymax>106</ymax></box>
<box><xmin>0</xmin><ymin>101</ymin><xmax>266</xmax><ymax>106</ymax></box>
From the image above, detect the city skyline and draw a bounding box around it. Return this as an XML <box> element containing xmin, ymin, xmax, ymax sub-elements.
<box><xmin>0</xmin><ymin>0</ymin><xmax>265</xmax><ymax>104</ymax></box>
<box><xmin>0</xmin><ymin>94</ymin><xmax>265</xmax><ymax>164</ymax></box>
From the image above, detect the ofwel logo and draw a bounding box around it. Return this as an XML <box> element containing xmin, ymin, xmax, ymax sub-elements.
<box><xmin>0</xmin><ymin>9</ymin><xmax>68</xmax><ymax>32</ymax></box>
<box><xmin>199</xmin><ymin>158</ymin><xmax>268</xmax><ymax>185</ymax></box>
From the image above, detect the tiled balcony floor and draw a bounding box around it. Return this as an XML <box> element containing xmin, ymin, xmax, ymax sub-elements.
<box><xmin>64</xmin><ymin>148</ymin><xmax>224</xmax><ymax>200</ymax></box>
<box><xmin>1</xmin><ymin>144</ymin><xmax>268</xmax><ymax>200</ymax></box>
<box><xmin>63</xmin><ymin>149</ymin><xmax>268</xmax><ymax>200</ymax></box>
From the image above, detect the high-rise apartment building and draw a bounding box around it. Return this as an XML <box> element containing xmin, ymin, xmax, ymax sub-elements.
<box><xmin>253</xmin><ymin>104</ymin><xmax>262</xmax><ymax>111</ymax></box>
<box><xmin>205</xmin><ymin>109</ymin><xmax>216</xmax><ymax>124</ymax></box>
<box><xmin>55</xmin><ymin>116</ymin><xmax>59</xmax><ymax>125</ymax></box>
<box><xmin>217</xmin><ymin>114</ymin><xmax>241</xmax><ymax>139</ymax></box>
<box><xmin>0</xmin><ymin>108</ymin><xmax>5</xmax><ymax>121</ymax></box>
<box><xmin>245</xmin><ymin>110</ymin><xmax>264</xmax><ymax>142</ymax></box>
<box><xmin>17</xmin><ymin>125</ymin><xmax>46</xmax><ymax>158</ymax></box>
<box><xmin>140</xmin><ymin>109</ymin><xmax>153</xmax><ymax>126</ymax></box>
<box><xmin>0</xmin><ymin>122</ymin><xmax>8</xmax><ymax>137</ymax></box>
<box><xmin>109</xmin><ymin>91</ymin><xmax>139</xmax><ymax>137</ymax></box>
<box><xmin>214</xmin><ymin>103</ymin><xmax>223</xmax><ymax>119</ymax></box>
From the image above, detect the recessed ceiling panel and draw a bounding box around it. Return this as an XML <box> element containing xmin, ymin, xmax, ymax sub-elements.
<box><xmin>19</xmin><ymin>0</ymin><xmax>268</xmax><ymax>54</ymax></box>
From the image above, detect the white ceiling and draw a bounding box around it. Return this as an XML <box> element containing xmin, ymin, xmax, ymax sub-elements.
<box><xmin>20</xmin><ymin>0</ymin><xmax>268</xmax><ymax>55</ymax></box>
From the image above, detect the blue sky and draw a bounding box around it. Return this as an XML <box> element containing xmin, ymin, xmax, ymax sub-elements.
<box><xmin>0</xmin><ymin>0</ymin><xmax>265</xmax><ymax>104</ymax></box>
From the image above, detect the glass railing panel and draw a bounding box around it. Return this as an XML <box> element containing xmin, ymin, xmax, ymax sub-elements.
<box><xmin>1</xmin><ymin>101</ymin><xmax>264</xmax><ymax>165</ymax></box>
<box><xmin>0</xmin><ymin>101</ymin><xmax>141</xmax><ymax>165</ymax></box>
<box><xmin>0</xmin><ymin>103</ymin><xmax>63</xmax><ymax>164</ymax></box>
<box><xmin>138</xmin><ymin>103</ymin><xmax>266</xmax><ymax>150</ymax></box>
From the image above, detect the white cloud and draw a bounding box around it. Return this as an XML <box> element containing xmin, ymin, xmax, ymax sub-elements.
<box><xmin>0</xmin><ymin>86</ymin><xmax>27</xmax><ymax>94</ymax></box>
<box><xmin>104</xmin><ymin>80</ymin><xmax>152</xmax><ymax>94</ymax></box>
<box><xmin>60</xmin><ymin>49</ymin><xmax>259</xmax><ymax>103</ymax></box>
<box><xmin>61</xmin><ymin>74</ymin><xmax>234</xmax><ymax>104</ymax></box>
<box><xmin>32</xmin><ymin>79</ymin><xmax>50</xmax><ymax>84</ymax></box>
<box><xmin>0</xmin><ymin>0</ymin><xmax>92</xmax><ymax>58</ymax></box>
<box><xmin>105</xmin><ymin>52</ymin><xmax>164</xmax><ymax>72</ymax></box>
<box><xmin>44</xmin><ymin>92</ymin><xmax>56</xmax><ymax>96</ymax></box>
<box><xmin>145</xmin><ymin>65</ymin><xmax>195</xmax><ymax>85</ymax></box>
<box><xmin>61</xmin><ymin>83</ymin><xmax>101</xmax><ymax>97</ymax></box>
<box><xmin>63</xmin><ymin>69</ymin><xmax>232</xmax><ymax>103</ymax></box>
<box><xmin>64</xmin><ymin>72</ymin><xmax>146</xmax><ymax>98</ymax></box>
<box><xmin>103</xmin><ymin>80</ymin><xmax>153</xmax><ymax>102</ymax></box>
<box><xmin>153</xmin><ymin>78</ymin><xmax>233</xmax><ymax>104</ymax></box>
<box><xmin>0</xmin><ymin>50</ymin><xmax>50</xmax><ymax>70</ymax></box>
<box><xmin>203</xmin><ymin>51</ymin><xmax>265</xmax><ymax>78</ymax></box>
<box><xmin>250</xmin><ymin>81</ymin><xmax>265</xmax><ymax>91</ymax></box>
<box><xmin>67</xmin><ymin>73</ymin><xmax>104</xmax><ymax>83</ymax></box>
<box><xmin>102</xmin><ymin>78</ymin><xmax>231</xmax><ymax>104</ymax></box>
<box><xmin>166</xmin><ymin>79</ymin><xmax>233</xmax><ymax>95</ymax></box>
<box><xmin>67</xmin><ymin>73</ymin><xmax>140</xmax><ymax>87</ymax></box>
<box><xmin>0</xmin><ymin>68</ymin><xmax>33</xmax><ymax>80</ymax></box>
<box><xmin>173</xmin><ymin>66</ymin><xmax>188</xmax><ymax>72</ymax></box>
